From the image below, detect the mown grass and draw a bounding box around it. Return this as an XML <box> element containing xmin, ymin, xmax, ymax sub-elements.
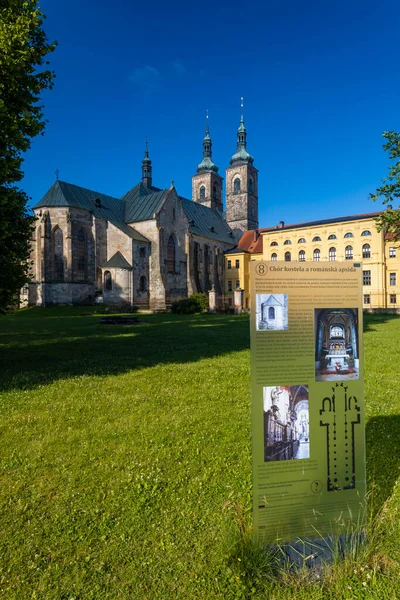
<box><xmin>0</xmin><ymin>308</ymin><xmax>399</xmax><ymax>599</ymax></box>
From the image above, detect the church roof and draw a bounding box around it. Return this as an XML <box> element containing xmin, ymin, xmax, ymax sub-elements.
<box><xmin>34</xmin><ymin>181</ymin><xmax>149</xmax><ymax>242</ymax></box>
<box><xmin>121</xmin><ymin>182</ymin><xmax>167</xmax><ymax>223</ymax></box>
<box><xmin>103</xmin><ymin>251</ymin><xmax>132</xmax><ymax>269</ymax></box>
<box><xmin>263</xmin><ymin>295</ymin><xmax>283</xmax><ymax>306</ymax></box>
<box><xmin>180</xmin><ymin>197</ymin><xmax>234</xmax><ymax>244</ymax></box>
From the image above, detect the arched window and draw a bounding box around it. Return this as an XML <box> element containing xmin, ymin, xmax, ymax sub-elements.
<box><xmin>344</xmin><ymin>232</ymin><xmax>354</xmax><ymax>238</ymax></box>
<box><xmin>285</xmin><ymin>251</ymin><xmax>291</xmax><ymax>262</ymax></box>
<box><xmin>328</xmin><ymin>234</ymin><xmax>337</xmax><ymax>240</ymax></box>
<box><xmin>313</xmin><ymin>248</ymin><xmax>320</xmax><ymax>261</ymax></box>
<box><xmin>53</xmin><ymin>226</ymin><xmax>64</xmax><ymax>281</ymax></box>
<box><xmin>268</xmin><ymin>307</ymin><xmax>275</xmax><ymax>320</ymax></box>
<box><xmin>77</xmin><ymin>229</ymin><xmax>87</xmax><ymax>281</ymax></box>
<box><xmin>284</xmin><ymin>239</ymin><xmax>292</xmax><ymax>245</ymax></box>
<box><xmin>199</xmin><ymin>185</ymin><xmax>205</xmax><ymax>200</ymax></box>
<box><xmin>298</xmin><ymin>250</ymin><xmax>305</xmax><ymax>261</ymax></box>
<box><xmin>298</xmin><ymin>238</ymin><xmax>306</xmax><ymax>244</ymax></box>
<box><xmin>233</xmin><ymin>178</ymin><xmax>241</xmax><ymax>193</ymax></box>
<box><xmin>104</xmin><ymin>270</ymin><xmax>112</xmax><ymax>291</ymax></box>
<box><xmin>36</xmin><ymin>225</ymin><xmax>42</xmax><ymax>281</ymax></box>
<box><xmin>312</xmin><ymin>236</ymin><xmax>321</xmax><ymax>242</ymax></box>
<box><xmin>361</xmin><ymin>230</ymin><xmax>371</xmax><ymax>236</ymax></box>
<box><xmin>139</xmin><ymin>275</ymin><xmax>147</xmax><ymax>292</ymax></box>
<box><xmin>271</xmin><ymin>253</ymin><xmax>277</xmax><ymax>261</ymax></box>
<box><xmin>213</xmin><ymin>185</ymin><xmax>217</xmax><ymax>200</ymax></box>
<box><xmin>270</xmin><ymin>241</ymin><xmax>278</xmax><ymax>246</ymax></box>
<box><xmin>329</xmin><ymin>247</ymin><xmax>336</xmax><ymax>261</ymax></box>
<box><xmin>362</xmin><ymin>243</ymin><xmax>371</xmax><ymax>259</ymax></box>
<box><xmin>249</xmin><ymin>178</ymin><xmax>253</xmax><ymax>193</ymax></box>
<box><xmin>167</xmin><ymin>235</ymin><xmax>176</xmax><ymax>274</ymax></box>
<box><xmin>345</xmin><ymin>245</ymin><xmax>353</xmax><ymax>259</ymax></box>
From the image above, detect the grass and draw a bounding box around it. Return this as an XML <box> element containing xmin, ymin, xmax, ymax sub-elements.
<box><xmin>0</xmin><ymin>308</ymin><xmax>399</xmax><ymax>599</ymax></box>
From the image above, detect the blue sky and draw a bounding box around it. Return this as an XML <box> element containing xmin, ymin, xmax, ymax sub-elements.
<box><xmin>22</xmin><ymin>0</ymin><xmax>400</xmax><ymax>227</ymax></box>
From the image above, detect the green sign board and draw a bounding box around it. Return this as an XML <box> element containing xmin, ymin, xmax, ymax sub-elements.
<box><xmin>250</xmin><ymin>261</ymin><xmax>366</xmax><ymax>544</ymax></box>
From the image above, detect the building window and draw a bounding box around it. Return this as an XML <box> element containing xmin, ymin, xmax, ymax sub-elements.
<box><xmin>77</xmin><ymin>229</ymin><xmax>87</xmax><ymax>281</ymax></box>
<box><xmin>270</xmin><ymin>241</ymin><xmax>278</xmax><ymax>246</ymax></box>
<box><xmin>284</xmin><ymin>251</ymin><xmax>291</xmax><ymax>261</ymax></box>
<box><xmin>227</xmin><ymin>260</ymin><xmax>232</xmax><ymax>269</ymax></box>
<box><xmin>139</xmin><ymin>246</ymin><xmax>146</xmax><ymax>258</ymax></box>
<box><xmin>363</xmin><ymin>270</ymin><xmax>371</xmax><ymax>286</ymax></box>
<box><xmin>364</xmin><ymin>294</ymin><xmax>370</xmax><ymax>305</ymax></box>
<box><xmin>104</xmin><ymin>270</ymin><xmax>112</xmax><ymax>291</ymax></box>
<box><xmin>228</xmin><ymin>298</ymin><xmax>232</xmax><ymax>306</ymax></box>
<box><xmin>271</xmin><ymin>253</ymin><xmax>277</xmax><ymax>261</ymax></box>
<box><xmin>390</xmin><ymin>272</ymin><xmax>396</xmax><ymax>286</ymax></box>
<box><xmin>167</xmin><ymin>235</ymin><xmax>176</xmax><ymax>274</ymax></box>
<box><xmin>53</xmin><ymin>226</ymin><xmax>64</xmax><ymax>282</ymax></box>
<box><xmin>361</xmin><ymin>230</ymin><xmax>372</xmax><ymax>236</ymax></box>
<box><xmin>298</xmin><ymin>250</ymin><xmax>305</xmax><ymax>261</ymax></box>
<box><xmin>345</xmin><ymin>245</ymin><xmax>353</xmax><ymax>260</ymax></box>
<box><xmin>328</xmin><ymin>247</ymin><xmax>336</xmax><ymax>261</ymax></box>
<box><xmin>284</xmin><ymin>239</ymin><xmax>292</xmax><ymax>245</ymax></box>
<box><xmin>313</xmin><ymin>248</ymin><xmax>320</xmax><ymax>261</ymax></box>
<box><xmin>233</xmin><ymin>178</ymin><xmax>241</xmax><ymax>193</ymax></box>
<box><xmin>249</xmin><ymin>178</ymin><xmax>253</xmax><ymax>193</ymax></box>
<box><xmin>328</xmin><ymin>234</ymin><xmax>337</xmax><ymax>240</ymax></box>
<box><xmin>390</xmin><ymin>294</ymin><xmax>397</xmax><ymax>304</ymax></box>
<box><xmin>268</xmin><ymin>307</ymin><xmax>275</xmax><ymax>320</ymax></box>
<box><xmin>199</xmin><ymin>185</ymin><xmax>205</xmax><ymax>199</ymax></box>
<box><xmin>344</xmin><ymin>232</ymin><xmax>354</xmax><ymax>238</ymax></box>
<box><xmin>312</xmin><ymin>236</ymin><xmax>321</xmax><ymax>242</ymax></box>
<box><xmin>228</xmin><ymin>280</ymin><xmax>233</xmax><ymax>292</ymax></box>
<box><xmin>236</xmin><ymin>279</ymin><xmax>240</xmax><ymax>289</ymax></box>
<box><xmin>389</xmin><ymin>247</ymin><xmax>396</xmax><ymax>258</ymax></box>
<box><xmin>139</xmin><ymin>275</ymin><xmax>147</xmax><ymax>292</ymax></box>
<box><xmin>213</xmin><ymin>185</ymin><xmax>217</xmax><ymax>200</ymax></box>
<box><xmin>298</xmin><ymin>237</ymin><xmax>306</xmax><ymax>244</ymax></box>
<box><xmin>362</xmin><ymin>243</ymin><xmax>371</xmax><ymax>259</ymax></box>
<box><xmin>235</xmin><ymin>259</ymin><xmax>240</xmax><ymax>268</ymax></box>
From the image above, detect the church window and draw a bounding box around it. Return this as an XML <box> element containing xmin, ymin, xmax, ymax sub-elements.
<box><xmin>298</xmin><ymin>250</ymin><xmax>305</xmax><ymax>261</ymax></box>
<box><xmin>77</xmin><ymin>229</ymin><xmax>87</xmax><ymax>281</ymax></box>
<box><xmin>271</xmin><ymin>253</ymin><xmax>277</xmax><ymax>261</ymax></box>
<box><xmin>268</xmin><ymin>307</ymin><xmax>275</xmax><ymax>320</ymax></box>
<box><xmin>228</xmin><ymin>280</ymin><xmax>233</xmax><ymax>292</ymax></box>
<box><xmin>344</xmin><ymin>232</ymin><xmax>354</xmax><ymax>238</ymax></box>
<box><xmin>167</xmin><ymin>235</ymin><xmax>176</xmax><ymax>274</ymax></box>
<box><xmin>329</xmin><ymin>247</ymin><xmax>336</xmax><ymax>261</ymax></box>
<box><xmin>199</xmin><ymin>185</ymin><xmax>205</xmax><ymax>200</ymax></box>
<box><xmin>173</xmin><ymin>208</ymin><xmax>176</xmax><ymax>221</ymax></box>
<box><xmin>104</xmin><ymin>270</ymin><xmax>112</xmax><ymax>291</ymax></box>
<box><xmin>227</xmin><ymin>259</ymin><xmax>232</xmax><ymax>269</ymax></box>
<box><xmin>390</xmin><ymin>294</ymin><xmax>397</xmax><ymax>304</ymax></box>
<box><xmin>270</xmin><ymin>241</ymin><xmax>278</xmax><ymax>246</ymax></box>
<box><xmin>389</xmin><ymin>247</ymin><xmax>396</xmax><ymax>258</ymax></box>
<box><xmin>235</xmin><ymin>259</ymin><xmax>240</xmax><ymax>269</ymax></box>
<box><xmin>298</xmin><ymin>238</ymin><xmax>306</xmax><ymax>244</ymax></box>
<box><xmin>233</xmin><ymin>178</ymin><xmax>241</xmax><ymax>193</ymax></box>
<box><xmin>53</xmin><ymin>226</ymin><xmax>64</xmax><ymax>281</ymax></box>
<box><xmin>363</xmin><ymin>270</ymin><xmax>371</xmax><ymax>286</ymax></box>
<box><xmin>328</xmin><ymin>234</ymin><xmax>337</xmax><ymax>240</ymax></box>
<box><xmin>213</xmin><ymin>185</ymin><xmax>217</xmax><ymax>200</ymax></box>
<box><xmin>364</xmin><ymin>294</ymin><xmax>370</xmax><ymax>305</ymax></box>
<box><xmin>361</xmin><ymin>230</ymin><xmax>371</xmax><ymax>236</ymax></box>
<box><xmin>249</xmin><ymin>178</ymin><xmax>253</xmax><ymax>193</ymax></box>
<box><xmin>345</xmin><ymin>245</ymin><xmax>353</xmax><ymax>260</ymax></box>
<box><xmin>139</xmin><ymin>275</ymin><xmax>147</xmax><ymax>292</ymax></box>
<box><xmin>284</xmin><ymin>251</ymin><xmax>291</xmax><ymax>261</ymax></box>
<box><xmin>139</xmin><ymin>247</ymin><xmax>146</xmax><ymax>258</ymax></box>
<box><xmin>312</xmin><ymin>236</ymin><xmax>321</xmax><ymax>242</ymax></box>
<box><xmin>236</xmin><ymin>280</ymin><xmax>240</xmax><ymax>289</ymax></box>
<box><xmin>283</xmin><ymin>239</ymin><xmax>292</xmax><ymax>245</ymax></box>
<box><xmin>362</xmin><ymin>243</ymin><xmax>371</xmax><ymax>259</ymax></box>
<box><xmin>390</xmin><ymin>272</ymin><xmax>396</xmax><ymax>286</ymax></box>
<box><xmin>313</xmin><ymin>248</ymin><xmax>320</xmax><ymax>261</ymax></box>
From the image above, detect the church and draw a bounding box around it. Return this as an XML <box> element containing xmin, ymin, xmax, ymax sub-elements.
<box><xmin>25</xmin><ymin>114</ymin><xmax>259</xmax><ymax>310</ymax></box>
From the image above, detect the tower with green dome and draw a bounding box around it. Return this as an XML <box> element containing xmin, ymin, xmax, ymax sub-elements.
<box><xmin>191</xmin><ymin>114</ymin><xmax>223</xmax><ymax>212</ymax></box>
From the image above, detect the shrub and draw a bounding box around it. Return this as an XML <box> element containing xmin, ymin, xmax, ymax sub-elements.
<box><xmin>171</xmin><ymin>293</ymin><xmax>209</xmax><ymax>314</ymax></box>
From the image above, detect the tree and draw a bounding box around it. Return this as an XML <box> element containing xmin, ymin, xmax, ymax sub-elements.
<box><xmin>0</xmin><ymin>0</ymin><xmax>56</xmax><ymax>311</ymax></box>
<box><xmin>369</xmin><ymin>131</ymin><xmax>400</xmax><ymax>242</ymax></box>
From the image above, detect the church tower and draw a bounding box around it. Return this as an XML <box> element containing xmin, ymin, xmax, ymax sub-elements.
<box><xmin>192</xmin><ymin>115</ymin><xmax>223</xmax><ymax>212</ymax></box>
<box><xmin>225</xmin><ymin>100</ymin><xmax>259</xmax><ymax>232</ymax></box>
<box><xmin>142</xmin><ymin>142</ymin><xmax>152</xmax><ymax>187</ymax></box>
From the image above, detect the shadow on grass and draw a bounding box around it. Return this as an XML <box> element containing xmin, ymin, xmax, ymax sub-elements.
<box><xmin>363</xmin><ymin>312</ymin><xmax>400</xmax><ymax>332</ymax></box>
<box><xmin>366</xmin><ymin>415</ymin><xmax>400</xmax><ymax>511</ymax></box>
<box><xmin>0</xmin><ymin>307</ymin><xmax>250</xmax><ymax>393</ymax></box>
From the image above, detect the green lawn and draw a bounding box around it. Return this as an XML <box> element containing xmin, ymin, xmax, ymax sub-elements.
<box><xmin>0</xmin><ymin>308</ymin><xmax>399</xmax><ymax>599</ymax></box>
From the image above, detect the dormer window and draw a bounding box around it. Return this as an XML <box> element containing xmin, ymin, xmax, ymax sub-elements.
<box><xmin>94</xmin><ymin>198</ymin><xmax>102</xmax><ymax>208</ymax></box>
<box><xmin>210</xmin><ymin>226</ymin><xmax>215</xmax><ymax>233</ymax></box>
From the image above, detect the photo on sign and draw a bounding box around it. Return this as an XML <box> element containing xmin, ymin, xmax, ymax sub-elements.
<box><xmin>314</xmin><ymin>308</ymin><xmax>359</xmax><ymax>381</ymax></box>
<box><xmin>263</xmin><ymin>385</ymin><xmax>309</xmax><ymax>462</ymax></box>
<box><xmin>255</xmin><ymin>294</ymin><xmax>288</xmax><ymax>331</ymax></box>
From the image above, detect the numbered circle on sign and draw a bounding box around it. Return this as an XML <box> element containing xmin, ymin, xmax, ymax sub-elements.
<box><xmin>255</xmin><ymin>263</ymin><xmax>267</xmax><ymax>276</ymax></box>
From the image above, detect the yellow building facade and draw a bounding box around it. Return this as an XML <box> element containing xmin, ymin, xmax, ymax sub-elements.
<box><xmin>225</xmin><ymin>212</ymin><xmax>400</xmax><ymax>311</ymax></box>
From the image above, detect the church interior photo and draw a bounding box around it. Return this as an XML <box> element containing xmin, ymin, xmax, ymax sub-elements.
<box><xmin>314</xmin><ymin>308</ymin><xmax>359</xmax><ymax>381</ymax></box>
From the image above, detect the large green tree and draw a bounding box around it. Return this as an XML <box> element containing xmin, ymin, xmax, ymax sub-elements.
<box><xmin>370</xmin><ymin>131</ymin><xmax>400</xmax><ymax>241</ymax></box>
<box><xmin>0</xmin><ymin>0</ymin><xmax>56</xmax><ymax>311</ymax></box>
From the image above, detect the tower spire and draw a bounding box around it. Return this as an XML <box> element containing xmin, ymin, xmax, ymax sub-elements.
<box><xmin>230</xmin><ymin>97</ymin><xmax>254</xmax><ymax>166</ymax></box>
<box><xmin>142</xmin><ymin>140</ymin><xmax>152</xmax><ymax>187</ymax></box>
<box><xmin>196</xmin><ymin>110</ymin><xmax>219</xmax><ymax>174</ymax></box>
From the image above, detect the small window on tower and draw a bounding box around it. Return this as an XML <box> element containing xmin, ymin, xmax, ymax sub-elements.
<box><xmin>199</xmin><ymin>185</ymin><xmax>205</xmax><ymax>200</ymax></box>
<box><xmin>233</xmin><ymin>178</ymin><xmax>241</xmax><ymax>193</ymax></box>
<box><xmin>213</xmin><ymin>185</ymin><xmax>217</xmax><ymax>200</ymax></box>
<box><xmin>249</xmin><ymin>178</ymin><xmax>253</xmax><ymax>193</ymax></box>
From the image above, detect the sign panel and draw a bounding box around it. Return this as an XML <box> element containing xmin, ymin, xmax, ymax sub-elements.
<box><xmin>250</xmin><ymin>261</ymin><xmax>366</xmax><ymax>544</ymax></box>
